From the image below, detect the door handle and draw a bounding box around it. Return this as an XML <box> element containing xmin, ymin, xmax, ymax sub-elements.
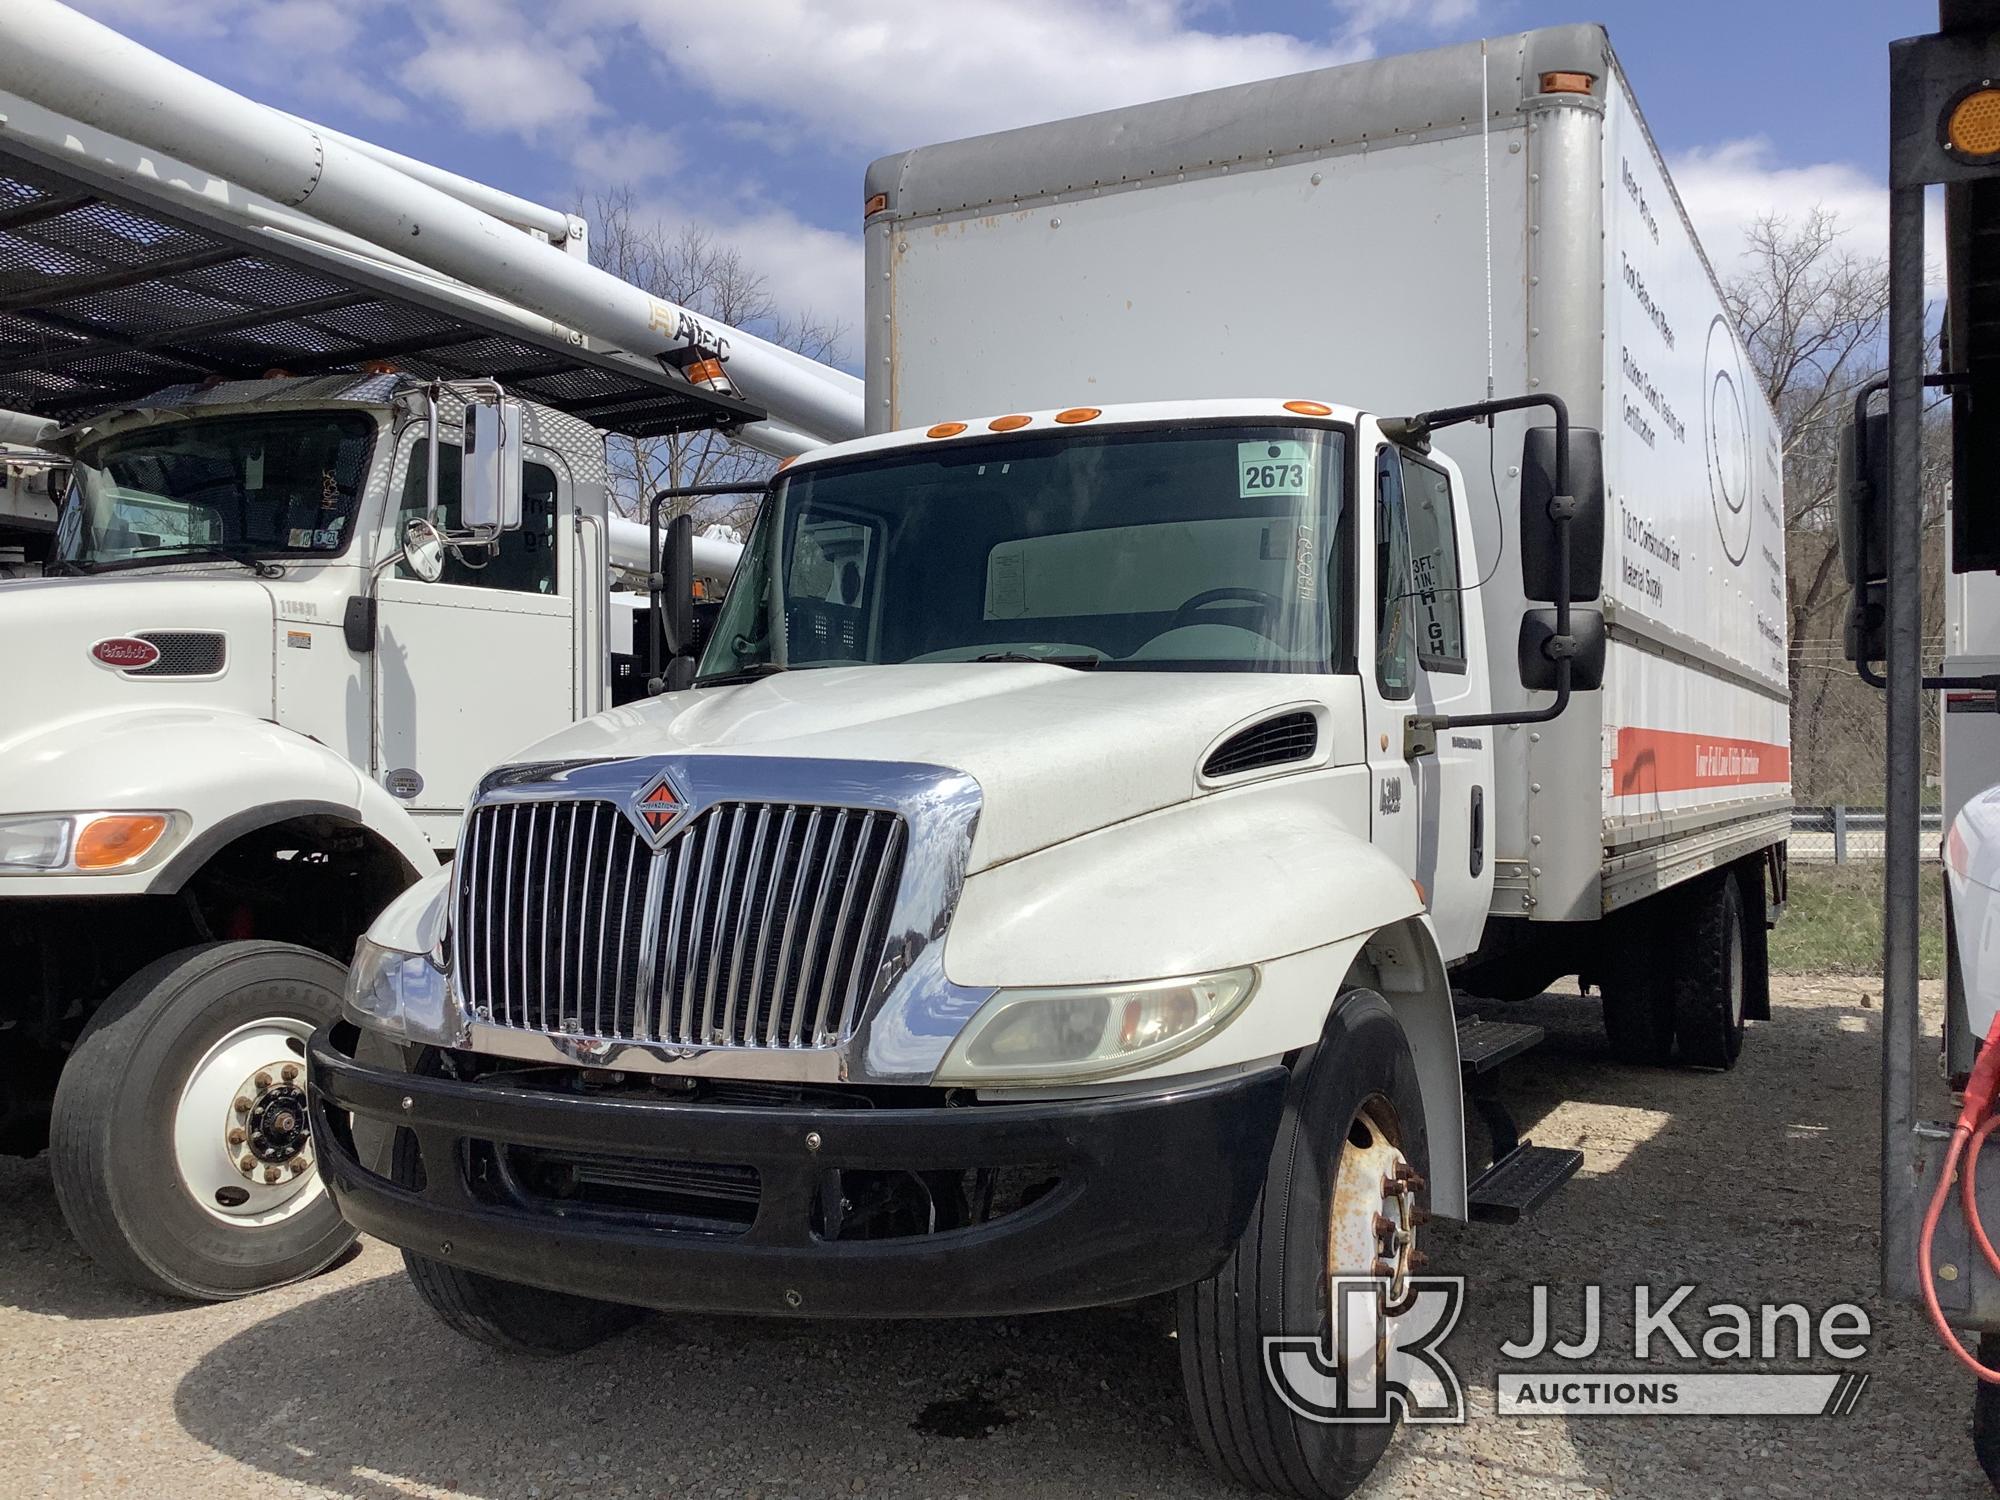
<box><xmin>1469</xmin><ymin>786</ymin><xmax>1485</xmax><ymax>877</ymax></box>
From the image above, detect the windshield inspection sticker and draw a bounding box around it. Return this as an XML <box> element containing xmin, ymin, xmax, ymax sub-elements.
<box><xmin>1239</xmin><ymin>440</ymin><xmax>1314</xmax><ymax>499</ymax></box>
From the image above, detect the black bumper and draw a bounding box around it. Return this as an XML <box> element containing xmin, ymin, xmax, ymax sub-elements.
<box><xmin>306</xmin><ymin>1028</ymin><xmax>1287</xmax><ymax>1319</ymax></box>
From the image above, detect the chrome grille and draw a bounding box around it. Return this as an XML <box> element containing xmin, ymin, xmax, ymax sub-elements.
<box><xmin>455</xmin><ymin>798</ymin><xmax>906</xmax><ymax>1050</ymax></box>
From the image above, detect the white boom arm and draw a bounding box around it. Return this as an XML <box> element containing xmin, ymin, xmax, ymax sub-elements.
<box><xmin>0</xmin><ymin>0</ymin><xmax>864</xmax><ymax>448</ymax></box>
<box><xmin>607</xmin><ymin>517</ymin><xmax>742</xmax><ymax>586</ymax></box>
<box><xmin>0</xmin><ymin>408</ymin><xmax>58</xmax><ymax>449</ymax></box>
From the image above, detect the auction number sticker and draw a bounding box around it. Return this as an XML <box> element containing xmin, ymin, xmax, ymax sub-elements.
<box><xmin>1239</xmin><ymin>440</ymin><xmax>1314</xmax><ymax>499</ymax></box>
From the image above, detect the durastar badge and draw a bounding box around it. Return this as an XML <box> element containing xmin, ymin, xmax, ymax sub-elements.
<box><xmin>632</xmin><ymin>771</ymin><xmax>685</xmax><ymax>846</ymax></box>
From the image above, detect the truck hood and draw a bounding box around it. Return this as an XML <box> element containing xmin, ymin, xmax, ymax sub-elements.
<box><xmin>499</xmin><ymin>664</ymin><xmax>1359</xmax><ymax>872</ymax></box>
<box><xmin>0</xmin><ymin>573</ymin><xmax>276</xmax><ymax>760</ymax></box>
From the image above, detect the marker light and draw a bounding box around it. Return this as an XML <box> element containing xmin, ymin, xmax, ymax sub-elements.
<box><xmin>74</xmin><ymin>814</ymin><xmax>170</xmax><ymax>869</ymax></box>
<box><xmin>1054</xmin><ymin>407</ymin><xmax>1101</xmax><ymax>424</ymax></box>
<box><xmin>1947</xmin><ymin>87</ymin><xmax>2000</xmax><ymax>160</ymax></box>
<box><xmin>927</xmin><ymin>422</ymin><xmax>967</xmax><ymax>438</ymax></box>
<box><xmin>1284</xmin><ymin>400</ymin><xmax>1333</xmax><ymax>416</ymax></box>
<box><xmin>1539</xmin><ymin>71</ymin><xmax>1594</xmax><ymax>95</ymax></box>
<box><xmin>988</xmin><ymin>414</ymin><xmax>1032</xmax><ymax>431</ymax></box>
<box><xmin>864</xmin><ymin>192</ymin><xmax>889</xmax><ymax>218</ymax></box>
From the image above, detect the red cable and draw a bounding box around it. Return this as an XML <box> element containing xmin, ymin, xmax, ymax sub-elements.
<box><xmin>1920</xmin><ymin>1014</ymin><xmax>2000</xmax><ymax>1381</ymax></box>
<box><xmin>1965</xmin><ymin>1112</ymin><xmax>2000</xmax><ymax>1280</ymax></box>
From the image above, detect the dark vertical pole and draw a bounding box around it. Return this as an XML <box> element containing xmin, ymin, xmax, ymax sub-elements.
<box><xmin>1881</xmin><ymin>180</ymin><xmax>1926</xmax><ymax>1289</ymax></box>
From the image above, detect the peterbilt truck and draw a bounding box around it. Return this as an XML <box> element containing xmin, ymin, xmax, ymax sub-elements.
<box><xmin>0</xmin><ymin>371</ymin><xmax>756</xmax><ymax>1299</ymax></box>
<box><xmin>308</xmin><ymin>25</ymin><xmax>1789</xmax><ymax>1499</ymax></box>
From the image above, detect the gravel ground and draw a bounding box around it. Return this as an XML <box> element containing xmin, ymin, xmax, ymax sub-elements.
<box><xmin>0</xmin><ymin>976</ymin><xmax>1990</xmax><ymax>1499</ymax></box>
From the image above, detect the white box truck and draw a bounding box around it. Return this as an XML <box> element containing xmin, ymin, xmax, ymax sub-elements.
<box><xmin>311</xmin><ymin>24</ymin><xmax>1790</xmax><ymax>1497</ymax></box>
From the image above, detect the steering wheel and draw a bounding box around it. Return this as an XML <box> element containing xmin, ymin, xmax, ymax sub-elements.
<box><xmin>1169</xmin><ymin>587</ymin><xmax>1288</xmax><ymax>641</ymax></box>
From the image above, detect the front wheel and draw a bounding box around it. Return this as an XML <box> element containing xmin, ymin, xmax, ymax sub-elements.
<box><xmin>403</xmin><ymin>1254</ymin><xmax>644</xmax><ymax>1356</ymax></box>
<box><xmin>49</xmin><ymin>941</ymin><xmax>359</xmax><ymax>1300</ymax></box>
<box><xmin>1177</xmin><ymin>989</ymin><xmax>1430</xmax><ymax>1500</ymax></box>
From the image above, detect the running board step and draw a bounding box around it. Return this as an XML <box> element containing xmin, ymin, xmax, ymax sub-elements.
<box><xmin>1456</xmin><ymin>1015</ymin><xmax>1545</xmax><ymax>1074</ymax></box>
<box><xmin>1468</xmin><ymin>1144</ymin><xmax>1583</xmax><ymax>1224</ymax></box>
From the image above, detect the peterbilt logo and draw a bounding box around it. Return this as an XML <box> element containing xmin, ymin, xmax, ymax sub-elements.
<box><xmin>89</xmin><ymin>636</ymin><xmax>160</xmax><ymax>670</ymax></box>
<box><xmin>631</xmin><ymin>770</ymin><xmax>686</xmax><ymax>846</ymax></box>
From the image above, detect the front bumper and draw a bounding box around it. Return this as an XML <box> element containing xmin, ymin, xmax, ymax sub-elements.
<box><xmin>307</xmin><ymin>1027</ymin><xmax>1287</xmax><ymax>1319</ymax></box>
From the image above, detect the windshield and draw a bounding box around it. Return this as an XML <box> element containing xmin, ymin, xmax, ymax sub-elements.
<box><xmin>57</xmin><ymin>411</ymin><xmax>376</xmax><ymax>571</ymax></box>
<box><xmin>700</xmin><ymin>423</ymin><xmax>1349</xmax><ymax>680</ymax></box>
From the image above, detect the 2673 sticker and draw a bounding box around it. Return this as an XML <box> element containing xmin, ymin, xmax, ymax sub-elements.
<box><xmin>1240</xmin><ymin>440</ymin><xmax>1315</xmax><ymax>499</ymax></box>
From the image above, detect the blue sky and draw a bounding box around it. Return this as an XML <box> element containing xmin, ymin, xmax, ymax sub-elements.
<box><xmin>67</xmin><ymin>0</ymin><xmax>1938</xmax><ymax>364</ymax></box>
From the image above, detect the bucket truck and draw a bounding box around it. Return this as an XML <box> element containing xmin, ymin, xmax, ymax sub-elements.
<box><xmin>0</xmin><ymin>0</ymin><xmax>857</xmax><ymax>1299</ymax></box>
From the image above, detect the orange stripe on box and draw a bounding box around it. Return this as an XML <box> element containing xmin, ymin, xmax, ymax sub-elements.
<box><xmin>1610</xmin><ymin>726</ymin><xmax>1791</xmax><ymax>797</ymax></box>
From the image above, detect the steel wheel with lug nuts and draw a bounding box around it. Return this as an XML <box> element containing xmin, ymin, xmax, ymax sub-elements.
<box><xmin>50</xmin><ymin>941</ymin><xmax>358</xmax><ymax>1300</ymax></box>
<box><xmin>1178</xmin><ymin>989</ymin><xmax>1431</xmax><ymax>1500</ymax></box>
<box><xmin>1670</xmin><ymin>872</ymin><xmax>1748</xmax><ymax>1071</ymax></box>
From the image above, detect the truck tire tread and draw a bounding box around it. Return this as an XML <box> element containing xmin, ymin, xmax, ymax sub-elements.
<box><xmin>1671</xmin><ymin>873</ymin><xmax>1747</xmax><ymax>1071</ymax></box>
<box><xmin>1177</xmin><ymin>990</ymin><xmax>1420</xmax><ymax>1500</ymax></box>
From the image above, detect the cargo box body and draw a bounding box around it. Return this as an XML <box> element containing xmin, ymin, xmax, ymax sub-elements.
<box><xmin>864</xmin><ymin>22</ymin><xmax>1789</xmax><ymax>924</ymax></box>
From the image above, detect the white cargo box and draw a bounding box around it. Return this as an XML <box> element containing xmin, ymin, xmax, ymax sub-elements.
<box><xmin>864</xmin><ymin>22</ymin><xmax>1789</xmax><ymax>922</ymax></box>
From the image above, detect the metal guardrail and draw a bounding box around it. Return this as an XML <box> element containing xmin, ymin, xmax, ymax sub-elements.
<box><xmin>1790</xmin><ymin>806</ymin><xmax>1943</xmax><ymax>862</ymax></box>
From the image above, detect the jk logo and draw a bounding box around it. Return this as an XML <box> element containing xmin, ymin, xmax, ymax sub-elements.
<box><xmin>1263</xmin><ymin>1276</ymin><xmax>1467</xmax><ymax>1424</ymax></box>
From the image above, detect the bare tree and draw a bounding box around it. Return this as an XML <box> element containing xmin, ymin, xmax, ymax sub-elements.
<box><xmin>1721</xmin><ymin>208</ymin><xmax>1949</xmax><ymax>804</ymax></box>
<box><xmin>584</xmin><ymin>187</ymin><xmax>847</xmax><ymax>536</ymax></box>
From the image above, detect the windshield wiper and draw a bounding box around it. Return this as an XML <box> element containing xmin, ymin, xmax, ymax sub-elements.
<box><xmin>695</xmin><ymin>661</ymin><xmax>792</xmax><ymax>686</ymax></box>
<box><xmin>972</xmin><ymin>652</ymin><xmax>1100</xmax><ymax>670</ymax></box>
<box><xmin>152</xmin><ymin>544</ymin><xmax>286</xmax><ymax>579</ymax></box>
<box><xmin>42</xmin><ymin>558</ymin><xmax>96</xmax><ymax>576</ymax></box>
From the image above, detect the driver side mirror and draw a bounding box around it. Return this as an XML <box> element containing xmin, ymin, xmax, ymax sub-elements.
<box><xmin>1837</xmin><ymin>409</ymin><xmax>1889</xmax><ymax>664</ymax></box>
<box><xmin>1519</xmin><ymin>425</ymin><xmax>1604</xmax><ymax>602</ymax></box>
<box><xmin>460</xmin><ymin>395</ymin><xmax>523</xmax><ymax>534</ymax></box>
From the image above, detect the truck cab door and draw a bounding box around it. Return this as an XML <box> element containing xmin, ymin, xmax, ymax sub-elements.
<box><xmin>372</xmin><ymin>434</ymin><xmax>578</xmax><ymax>847</ymax></box>
<box><xmin>1362</xmin><ymin>438</ymin><xmax>1496</xmax><ymax>960</ymax></box>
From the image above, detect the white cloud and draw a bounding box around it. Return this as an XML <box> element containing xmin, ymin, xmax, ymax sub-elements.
<box><xmin>1330</xmin><ymin>0</ymin><xmax>1478</xmax><ymax>47</ymax></box>
<box><xmin>1668</xmin><ymin>136</ymin><xmax>1943</xmax><ymax>295</ymax></box>
<box><xmin>584</xmin><ymin>0</ymin><xmax>1370</xmax><ymax>152</ymax></box>
<box><xmin>569</xmin><ymin>125</ymin><xmax>681</xmax><ymax>189</ymax></box>
<box><xmin>398</xmin><ymin>33</ymin><xmax>606</xmax><ymax>136</ymax></box>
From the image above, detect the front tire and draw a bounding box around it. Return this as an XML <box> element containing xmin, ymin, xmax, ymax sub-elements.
<box><xmin>403</xmin><ymin>1253</ymin><xmax>643</xmax><ymax>1356</ymax></box>
<box><xmin>49</xmin><ymin>941</ymin><xmax>358</xmax><ymax>1300</ymax></box>
<box><xmin>1177</xmin><ymin>989</ymin><xmax>1430</xmax><ymax>1500</ymax></box>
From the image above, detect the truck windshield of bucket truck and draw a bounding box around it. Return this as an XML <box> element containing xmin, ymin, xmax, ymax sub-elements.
<box><xmin>696</xmin><ymin>422</ymin><xmax>1350</xmax><ymax>681</ymax></box>
<box><xmin>57</xmin><ymin>411</ymin><xmax>376</xmax><ymax>573</ymax></box>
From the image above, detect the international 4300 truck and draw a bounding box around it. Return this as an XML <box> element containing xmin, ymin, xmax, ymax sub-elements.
<box><xmin>309</xmin><ymin>25</ymin><xmax>1790</xmax><ymax>1497</ymax></box>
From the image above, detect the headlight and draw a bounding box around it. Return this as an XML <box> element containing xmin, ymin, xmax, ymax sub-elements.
<box><xmin>0</xmin><ymin>811</ymin><xmax>180</xmax><ymax>873</ymax></box>
<box><xmin>344</xmin><ymin>872</ymin><xmax>464</xmax><ymax>1046</ymax></box>
<box><xmin>345</xmin><ymin>935</ymin><xmax>464</xmax><ymax>1046</ymax></box>
<box><xmin>934</xmin><ymin>967</ymin><xmax>1256</xmax><ymax>1085</ymax></box>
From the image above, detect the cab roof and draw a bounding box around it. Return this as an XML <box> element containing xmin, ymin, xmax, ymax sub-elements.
<box><xmin>780</xmin><ymin>398</ymin><xmax>1365</xmax><ymax>476</ymax></box>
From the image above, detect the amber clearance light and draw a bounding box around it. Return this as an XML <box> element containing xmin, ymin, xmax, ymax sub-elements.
<box><xmin>1054</xmin><ymin>407</ymin><xmax>1101</xmax><ymax>424</ymax></box>
<box><xmin>1946</xmin><ymin>87</ymin><xmax>2000</xmax><ymax>160</ymax></box>
<box><xmin>926</xmin><ymin>421</ymin><xmax>968</xmax><ymax>438</ymax></box>
<box><xmin>1284</xmin><ymin>400</ymin><xmax>1333</xmax><ymax>416</ymax></box>
<box><xmin>988</xmin><ymin>414</ymin><xmax>1033</xmax><ymax>431</ymax></box>
<box><xmin>1539</xmin><ymin>70</ymin><xmax>1595</xmax><ymax>95</ymax></box>
<box><xmin>74</xmin><ymin>814</ymin><xmax>170</xmax><ymax>870</ymax></box>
